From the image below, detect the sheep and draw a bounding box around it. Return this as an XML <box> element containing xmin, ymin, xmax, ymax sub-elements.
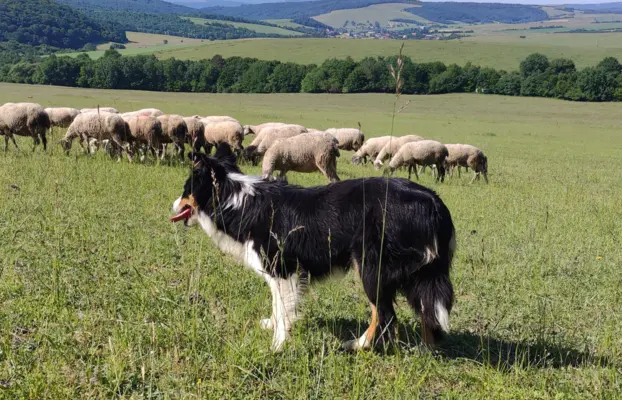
<box><xmin>326</xmin><ymin>124</ymin><xmax>365</xmax><ymax>151</ymax></box>
<box><xmin>243</xmin><ymin>122</ymin><xmax>305</xmax><ymax>136</ymax></box>
<box><xmin>121</xmin><ymin>108</ymin><xmax>164</xmax><ymax>118</ymax></box>
<box><xmin>203</xmin><ymin>120</ymin><xmax>244</xmax><ymax>155</ymax></box>
<box><xmin>351</xmin><ymin>136</ymin><xmax>394</xmax><ymax>165</ymax></box>
<box><xmin>59</xmin><ymin>112</ymin><xmax>134</xmax><ymax>161</ymax></box>
<box><xmin>373</xmin><ymin>135</ymin><xmax>425</xmax><ymax>170</ymax></box>
<box><xmin>243</xmin><ymin>125</ymin><xmax>305</xmax><ymax>165</ymax></box>
<box><xmin>199</xmin><ymin>115</ymin><xmax>240</xmax><ymax>127</ymax></box>
<box><xmin>246</xmin><ymin>124</ymin><xmax>307</xmax><ymax>151</ymax></box>
<box><xmin>388</xmin><ymin>140</ymin><xmax>449</xmax><ymax>183</ymax></box>
<box><xmin>126</xmin><ymin>115</ymin><xmax>164</xmax><ymax>160</ymax></box>
<box><xmin>445</xmin><ymin>144</ymin><xmax>489</xmax><ymax>184</ymax></box>
<box><xmin>262</xmin><ymin>132</ymin><xmax>340</xmax><ymax>183</ymax></box>
<box><xmin>81</xmin><ymin>107</ymin><xmax>119</xmax><ymax>114</ymax></box>
<box><xmin>157</xmin><ymin>114</ymin><xmax>188</xmax><ymax>161</ymax></box>
<box><xmin>0</xmin><ymin>102</ymin><xmax>51</xmax><ymax>151</ymax></box>
<box><xmin>183</xmin><ymin>117</ymin><xmax>206</xmax><ymax>152</ymax></box>
<box><xmin>44</xmin><ymin>107</ymin><xmax>81</xmax><ymax>129</ymax></box>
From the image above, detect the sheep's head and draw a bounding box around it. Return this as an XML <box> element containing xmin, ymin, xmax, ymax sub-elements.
<box><xmin>351</xmin><ymin>153</ymin><xmax>364</xmax><ymax>166</ymax></box>
<box><xmin>373</xmin><ymin>160</ymin><xmax>383</xmax><ymax>171</ymax></box>
<box><xmin>242</xmin><ymin>145</ymin><xmax>259</xmax><ymax>166</ymax></box>
<box><xmin>243</xmin><ymin>125</ymin><xmax>255</xmax><ymax>136</ymax></box>
<box><xmin>58</xmin><ymin>138</ymin><xmax>72</xmax><ymax>152</ymax></box>
<box><xmin>171</xmin><ymin>143</ymin><xmax>240</xmax><ymax>226</ymax></box>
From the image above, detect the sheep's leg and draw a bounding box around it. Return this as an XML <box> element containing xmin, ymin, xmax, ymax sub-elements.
<box><xmin>457</xmin><ymin>166</ymin><xmax>462</xmax><ymax>178</ymax></box>
<box><xmin>412</xmin><ymin>164</ymin><xmax>420</xmax><ymax>180</ymax></box>
<box><xmin>407</xmin><ymin>165</ymin><xmax>412</xmax><ymax>180</ymax></box>
<box><xmin>483</xmin><ymin>171</ymin><xmax>489</xmax><ymax>184</ymax></box>
<box><xmin>31</xmin><ymin>135</ymin><xmax>40</xmax><ymax>152</ymax></box>
<box><xmin>470</xmin><ymin>171</ymin><xmax>479</xmax><ymax>184</ymax></box>
<box><xmin>40</xmin><ymin>130</ymin><xmax>48</xmax><ymax>152</ymax></box>
<box><xmin>4</xmin><ymin>135</ymin><xmax>8</xmax><ymax>152</ymax></box>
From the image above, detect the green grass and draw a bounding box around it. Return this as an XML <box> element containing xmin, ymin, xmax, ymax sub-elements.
<box><xmin>264</xmin><ymin>19</ymin><xmax>307</xmax><ymax>29</ymax></box>
<box><xmin>1</xmin><ymin>82</ymin><xmax>621</xmax><ymax>398</ymax></box>
<box><xmin>184</xmin><ymin>17</ymin><xmax>304</xmax><ymax>36</ymax></box>
<box><xmin>313</xmin><ymin>3</ymin><xmax>431</xmax><ymax>28</ymax></box>
<box><xmin>149</xmin><ymin>35</ymin><xmax>622</xmax><ymax>69</ymax></box>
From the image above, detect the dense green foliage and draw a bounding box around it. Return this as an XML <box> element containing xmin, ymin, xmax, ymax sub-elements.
<box><xmin>2</xmin><ymin>50</ymin><xmax>621</xmax><ymax>101</ymax></box>
<box><xmin>202</xmin><ymin>0</ymin><xmax>418</xmax><ymax>19</ymax></box>
<box><xmin>405</xmin><ymin>2</ymin><xmax>549</xmax><ymax>24</ymax></box>
<box><xmin>88</xmin><ymin>11</ymin><xmax>290</xmax><ymax>40</ymax></box>
<box><xmin>291</xmin><ymin>17</ymin><xmax>333</xmax><ymax>30</ymax></box>
<box><xmin>55</xmin><ymin>0</ymin><xmax>196</xmax><ymax>14</ymax></box>
<box><xmin>0</xmin><ymin>0</ymin><xmax>127</xmax><ymax>49</ymax></box>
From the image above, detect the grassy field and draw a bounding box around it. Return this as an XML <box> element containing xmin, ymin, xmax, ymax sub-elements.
<box><xmin>148</xmin><ymin>35</ymin><xmax>622</xmax><ymax>69</ymax></box>
<box><xmin>0</xmin><ymin>82</ymin><xmax>621</xmax><ymax>398</ymax></box>
<box><xmin>264</xmin><ymin>19</ymin><xmax>307</xmax><ymax>29</ymax></box>
<box><xmin>314</xmin><ymin>3</ymin><xmax>430</xmax><ymax>28</ymax></box>
<box><xmin>184</xmin><ymin>17</ymin><xmax>304</xmax><ymax>36</ymax></box>
<box><xmin>95</xmin><ymin>32</ymin><xmax>206</xmax><ymax>51</ymax></box>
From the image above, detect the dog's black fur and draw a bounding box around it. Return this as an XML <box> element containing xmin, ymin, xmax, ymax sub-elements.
<box><xmin>179</xmin><ymin>143</ymin><xmax>456</xmax><ymax>346</ymax></box>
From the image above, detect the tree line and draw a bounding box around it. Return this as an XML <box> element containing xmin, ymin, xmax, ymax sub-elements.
<box><xmin>1</xmin><ymin>50</ymin><xmax>621</xmax><ymax>102</ymax></box>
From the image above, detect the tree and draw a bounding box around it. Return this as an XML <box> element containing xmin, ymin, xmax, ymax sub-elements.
<box><xmin>429</xmin><ymin>64</ymin><xmax>466</xmax><ymax>94</ymax></box>
<box><xmin>575</xmin><ymin>67</ymin><xmax>618</xmax><ymax>101</ymax></box>
<box><xmin>596</xmin><ymin>57</ymin><xmax>621</xmax><ymax>76</ymax></box>
<box><xmin>520</xmin><ymin>53</ymin><xmax>550</xmax><ymax>77</ymax></box>
<box><xmin>476</xmin><ymin>67</ymin><xmax>501</xmax><ymax>90</ymax></box>
<box><xmin>267</xmin><ymin>63</ymin><xmax>309</xmax><ymax>93</ymax></box>
<box><xmin>495</xmin><ymin>72</ymin><xmax>522</xmax><ymax>96</ymax></box>
<box><xmin>548</xmin><ymin>58</ymin><xmax>575</xmax><ymax>75</ymax></box>
<box><xmin>238</xmin><ymin>61</ymin><xmax>277</xmax><ymax>93</ymax></box>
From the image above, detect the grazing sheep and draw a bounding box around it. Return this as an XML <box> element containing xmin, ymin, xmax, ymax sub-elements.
<box><xmin>59</xmin><ymin>112</ymin><xmax>134</xmax><ymax>161</ymax></box>
<box><xmin>373</xmin><ymin>135</ymin><xmax>425</xmax><ymax>170</ymax></box>
<box><xmin>388</xmin><ymin>140</ymin><xmax>449</xmax><ymax>183</ymax></box>
<box><xmin>243</xmin><ymin>122</ymin><xmax>305</xmax><ymax>136</ymax></box>
<box><xmin>200</xmin><ymin>115</ymin><xmax>240</xmax><ymax>127</ymax></box>
<box><xmin>121</xmin><ymin>108</ymin><xmax>164</xmax><ymax>118</ymax></box>
<box><xmin>81</xmin><ymin>107</ymin><xmax>119</xmax><ymax>114</ymax></box>
<box><xmin>244</xmin><ymin>125</ymin><xmax>305</xmax><ymax>165</ymax></box>
<box><xmin>351</xmin><ymin>136</ymin><xmax>393</xmax><ymax>165</ymax></box>
<box><xmin>262</xmin><ymin>132</ymin><xmax>340</xmax><ymax>183</ymax></box>
<box><xmin>326</xmin><ymin>125</ymin><xmax>365</xmax><ymax>151</ymax></box>
<box><xmin>126</xmin><ymin>115</ymin><xmax>164</xmax><ymax>159</ymax></box>
<box><xmin>445</xmin><ymin>144</ymin><xmax>489</xmax><ymax>184</ymax></box>
<box><xmin>247</xmin><ymin>124</ymin><xmax>307</xmax><ymax>151</ymax></box>
<box><xmin>158</xmin><ymin>114</ymin><xmax>188</xmax><ymax>161</ymax></box>
<box><xmin>44</xmin><ymin>107</ymin><xmax>81</xmax><ymax>129</ymax></box>
<box><xmin>0</xmin><ymin>102</ymin><xmax>51</xmax><ymax>151</ymax></box>
<box><xmin>183</xmin><ymin>117</ymin><xmax>206</xmax><ymax>152</ymax></box>
<box><xmin>203</xmin><ymin>120</ymin><xmax>244</xmax><ymax>155</ymax></box>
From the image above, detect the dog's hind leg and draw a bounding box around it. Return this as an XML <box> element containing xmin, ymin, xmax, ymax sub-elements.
<box><xmin>404</xmin><ymin>261</ymin><xmax>454</xmax><ymax>349</ymax></box>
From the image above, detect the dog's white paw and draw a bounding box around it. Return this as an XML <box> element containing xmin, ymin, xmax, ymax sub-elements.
<box><xmin>341</xmin><ymin>339</ymin><xmax>362</xmax><ymax>352</ymax></box>
<box><xmin>260</xmin><ymin>318</ymin><xmax>274</xmax><ymax>330</ymax></box>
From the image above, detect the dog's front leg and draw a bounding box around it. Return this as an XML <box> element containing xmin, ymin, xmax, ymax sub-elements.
<box><xmin>266</xmin><ymin>274</ymin><xmax>302</xmax><ymax>352</ymax></box>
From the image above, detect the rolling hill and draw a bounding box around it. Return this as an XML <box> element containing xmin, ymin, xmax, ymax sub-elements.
<box><xmin>54</xmin><ymin>0</ymin><xmax>197</xmax><ymax>14</ymax></box>
<box><xmin>0</xmin><ymin>0</ymin><xmax>127</xmax><ymax>49</ymax></box>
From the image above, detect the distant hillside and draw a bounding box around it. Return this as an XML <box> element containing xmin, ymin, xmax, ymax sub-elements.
<box><xmin>0</xmin><ymin>0</ymin><xmax>127</xmax><ymax>49</ymax></box>
<box><xmin>202</xmin><ymin>0</ymin><xmax>419</xmax><ymax>19</ymax></box>
<box><xmin>405</xmin><ymin>2</ymin><xmax>549</xmax><ymax>24</ymax></box>
<box><xmin>55</xmin><ymin>0</ymin><xmax>197</xmax><ymax>14</ymax></box>
<box><xmin>563</xmin><ymin>3</ymin><xmax>622</xmax><ymax>14</ymax></box>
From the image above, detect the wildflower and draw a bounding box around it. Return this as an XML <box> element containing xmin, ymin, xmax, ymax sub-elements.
<box><xmin>596</xmin><ymin>256</ymin><xmax>602</xmax><ymax>260</ymax></box>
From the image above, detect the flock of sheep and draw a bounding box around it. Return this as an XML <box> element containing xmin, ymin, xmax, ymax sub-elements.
<box><xmin>0</xmin><ymin>102</ymin><xmax>488</xmax><ymax>184</ymax></box>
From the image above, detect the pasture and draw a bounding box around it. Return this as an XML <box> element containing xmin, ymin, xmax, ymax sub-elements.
<box><xmin>184</xmin><ymin>17</ymin><xmax>304</xmax><ymax>37</ymax></box>
<box><xmin>0</xmin><ymin>82</ymin><xmax>621</xmax><ymax>398</ymax></box>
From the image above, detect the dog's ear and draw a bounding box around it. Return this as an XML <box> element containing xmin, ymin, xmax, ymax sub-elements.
<box><xmin>188</xmin><ymin>151</ymin><xmax>210</xmax><ymax>168</ymax></box>
<box><xmin>213</xmin><ymin>143</ymin><xmax>240</xmax><ymax>172</ymax></box>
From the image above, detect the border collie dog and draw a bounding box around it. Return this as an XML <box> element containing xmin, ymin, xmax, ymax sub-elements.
<box><xmin>171</xmin><ymin>143</ymin><xmax>456</xmax><ymax>352</ymax></box>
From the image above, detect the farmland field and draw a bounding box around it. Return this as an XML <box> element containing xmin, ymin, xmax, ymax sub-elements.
<box><xmin>184</xmin><ymin>17</ymin><xmax>304</xmax><ymax>36</ymax></box>
<box><xmin>0</xmin><ymin>83</ymin><xmax>621</xmax><ymax>398</ymax></box>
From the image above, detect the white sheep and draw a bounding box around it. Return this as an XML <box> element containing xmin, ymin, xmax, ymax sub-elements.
<box><xmin>388</xmin><ymin>140</ymin><xmax>449</xmax><ymax>182</ymax></box>
<box><xmin>244</xmin><ymin>125</ymin><xmax>305</xmax><ymax>165</ymax></box>
<box><xmin>243</xmin><ymin>122</ymin><xmax>305</xmax><ymax>136</ymax></box>
<box><xmin>262</xmin><ymin>132</ymin><xmax>340</xmax><ymax>183</ymax></box>
<box><xmin>203</xmin><ymin>120</ymin><xmax>244</xmax><ymax>154</ymax></box>
<box><xmin>59</xmin><ymin>112</ymin><xmax>134</xmax><ymax>161</ymax></box>
<box><xmin>351</xmin><ymin>136</ymin><xmax>394</xmax><ymax>165</ymax></box>
<box><xmin>81</xmin><ymin>107</ymin><xmax>119</xmax><ymax>114</ymax></box>
<box><xmin>44</xmin><ymin>107</ymin><xmax>81</xmax><ymax>129</ymax></box>
<box><xmin>247</xmin><ymin>124</ymin><xmax>307</xmax><ymax>151</ymax></box>
<box><xmin>199</xmin><ymin>115</ymin><xmax>240</xmax><ymax>127</ymax></box>
<box><xmin>373</xmin><ymin>135</ymin><xmax>425</xmax><ymax>170</ymax></box>
<box><xmin>121</xmin><ymin>108</ymin><xmax>164</xmax><ymax>118</ymax></box>
<box><xmin>445</xmin><ymin>144</ymin><xmax>489</xmax><ymax>184</ymax></box>
<box><xmin>326</xmin><ymin>124</ymin><xmax>364</xmax><ymax>151</ymax></box>
<box><xmin>0</xmin><ymin>102</ymin><xmax>51</xmax><ymax>151</ymax></box>
<box><xmin>158</xmin><ymin>114</ymin><xmax>188</xmax><ymax>160</ymax></box>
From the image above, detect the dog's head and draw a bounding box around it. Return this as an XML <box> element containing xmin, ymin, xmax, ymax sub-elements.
<box><xmin>171</xmin><ymin>143</ymin><xmax>240</xmax><ymax>226</ymax></box>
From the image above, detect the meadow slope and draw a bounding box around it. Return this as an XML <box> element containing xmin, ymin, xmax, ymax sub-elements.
<box><xmin>0</xmin><ymin>83</ymin><xmax>620</xmax><ymax>398</ymax></box>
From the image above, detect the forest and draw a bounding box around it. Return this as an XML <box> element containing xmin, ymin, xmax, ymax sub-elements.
<box><xmin>2</xmin><ymin>50</ymin><xmax>621</xmax><ymax>102</ymax></box>
<box><xmin>404</xmin><ymin>2</ymin><xmax>549</xmax><ymax>24</ymax></box>
<box><xmin>0</xmin><ymin>0</ymin><xmax>127</xmax><ymax>49</ymax></box>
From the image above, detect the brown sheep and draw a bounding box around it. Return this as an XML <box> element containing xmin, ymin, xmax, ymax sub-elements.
<box><xmin>183</xmin><ymin>117</ymin><xmax>206</xmax><ymax>153</ymax></box>
<box><xmin>126</xmin><ymin>115</ymin><xmax>164</xmax><ymax>160</ymax></box>
<box><xmin>445</xmin><ymin>144</ymin><xmax>489</xmax><ymax>184</ymax></box>
<box><xmin>158</xmin><ymin>114</ymin><xmax>188</xmax><ymax>161</ymax></box>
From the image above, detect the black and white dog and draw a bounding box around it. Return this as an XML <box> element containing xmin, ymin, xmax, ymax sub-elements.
<box><xmin>171</xmin><ymin>143</ymin><xmax>456</xmax><ymax>352</ymax></box>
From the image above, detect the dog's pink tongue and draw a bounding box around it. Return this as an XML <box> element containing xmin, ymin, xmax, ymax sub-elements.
<box><xmin>170</xmin><ymin>207</ymin><xmax>192</xmax><ymax>223</ymax></box>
